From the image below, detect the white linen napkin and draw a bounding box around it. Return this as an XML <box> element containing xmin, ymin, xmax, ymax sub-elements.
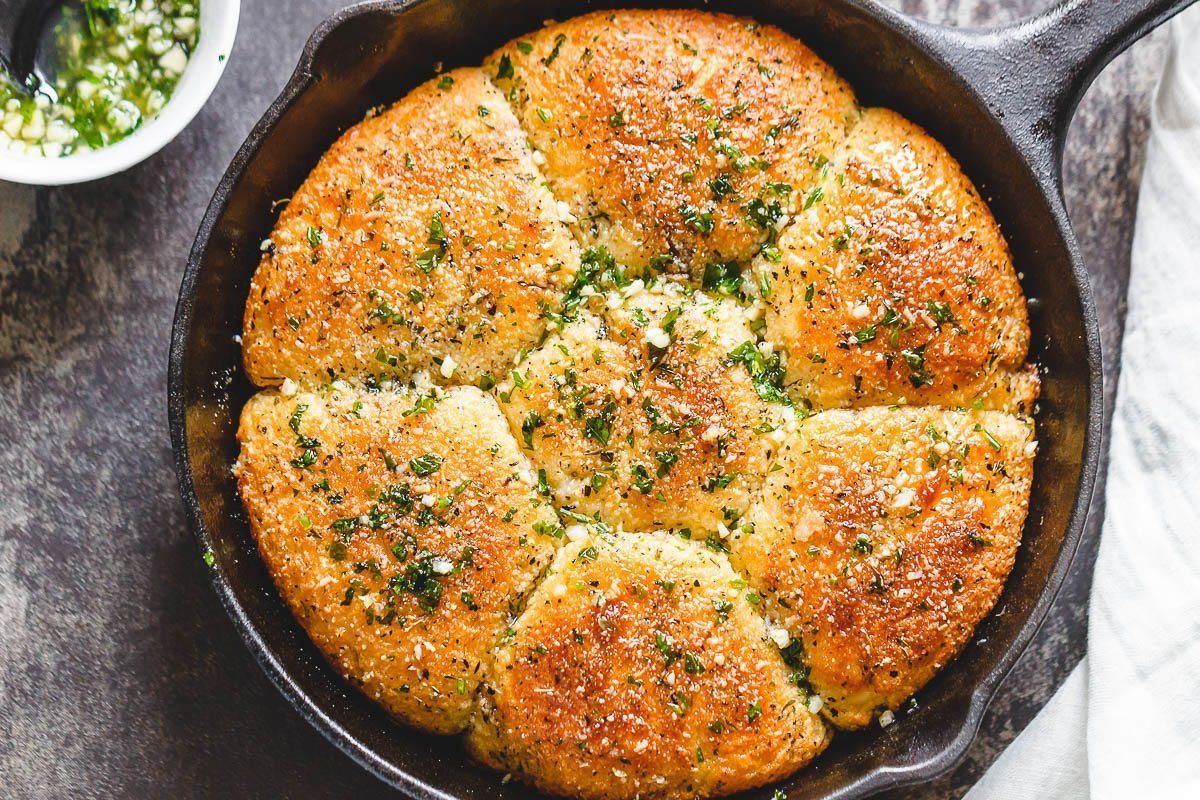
<box><xmin>966</xmin><ymin>9</ymin><xmax>1200</xmax><ymax>799</ymax></box>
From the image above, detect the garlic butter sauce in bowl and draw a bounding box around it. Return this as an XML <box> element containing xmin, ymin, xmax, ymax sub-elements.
<box><xmin>0</xmin><ymin>0</ymin><xmax>239</xmax><ymax>185</ymax></box>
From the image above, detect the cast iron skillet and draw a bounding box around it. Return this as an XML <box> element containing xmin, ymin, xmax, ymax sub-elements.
<box><xmin>168</xmin><ymin>0</ymin><xmax>1195</xmax><ymax>797</ymax></box>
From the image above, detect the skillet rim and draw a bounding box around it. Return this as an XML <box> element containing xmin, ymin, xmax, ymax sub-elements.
<box><xmin>166</xmin><ymin>0</ymin><xmax>1104</xmax><ymax>796</ymax></box>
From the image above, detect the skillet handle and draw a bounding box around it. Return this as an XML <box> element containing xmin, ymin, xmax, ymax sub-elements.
<box><xmin>931</xmin><ymin>0</ymin><xmax>1197</xmax><ymax>192</ymax></box>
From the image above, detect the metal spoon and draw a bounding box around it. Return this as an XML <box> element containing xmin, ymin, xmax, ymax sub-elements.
<box><xmin>0</xmin><ymin>0</ymin><xmax>69</xmax><ymax>95</ymax></box>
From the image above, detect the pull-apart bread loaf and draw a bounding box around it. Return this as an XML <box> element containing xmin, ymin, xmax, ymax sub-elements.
<box><xmin>234</xmin><ymin>8</ymin><xmax>1039</xmax><ymax>799</ymax></box>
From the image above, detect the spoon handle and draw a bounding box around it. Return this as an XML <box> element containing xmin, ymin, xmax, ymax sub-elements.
<box><xmin>0</xmin><ymin>0</ymin><xmax>64</xmax><ymax>92</ymax></box>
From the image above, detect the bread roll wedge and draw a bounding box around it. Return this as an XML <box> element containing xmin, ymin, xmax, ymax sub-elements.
<box><xmin>732</xmin><ymin>406</ymin><xmax>1035</xmax><ymax>729</ymax></box>
<box><xmin>469</xmin><ymin>529</ymin><xmax>829</xmax><ymax>799</ymax></box>
<box><xmin>235</xmin><ymin>385</ymin><xmax>560</xmax><ymax>733</ymax></box>
<box><xmin>498</xmin><ymin>272</ymin><xmax>785</xmax><ymax>534</ymax></box>
<box><xmin>758</xmin><ymin>108</ymin><xmax>1037</xmax><ymax>413</ymax></box>
<box><xmin>486</xmin><ymin>9</ymin><xmax>856</xmax><ymax>276</ymax></box>
<box><xmin>243</xmin><ymin>68</ymin><xmax>580</xmax><ymax>389</ymax></box>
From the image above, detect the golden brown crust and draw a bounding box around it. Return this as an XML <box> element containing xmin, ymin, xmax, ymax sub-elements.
<box><xmin>468</xmin><ymin>530</ymin><xmax>829</xmax><ymax>800</ymax></box>
<box><xmin>234</xmin><ymin>385</ymin><xmax>560</xmax><ymax>733</ymax></box>
<box><xmin>758</xmin><ymin>108</ymin><xmax>1037</xmax><ymax>413</ymax></box>
<box><xmin>733</xmin><ymin>406</ymin><xmax>1035</xmax><ymax>729</ymax></box>
<box><xmin>486</xmin><ymin>9</ymin><xmax>857</xmax><ymax>276</ymax></box>
<box><xmin>242</xmin><ymin>67</ymin><xmax>580</xmax><ymax>388</ymax></box>
<box><xmin>498</xmin><ymin>278</ymin><xmax>783</xmax><ymax>534</ymax></box>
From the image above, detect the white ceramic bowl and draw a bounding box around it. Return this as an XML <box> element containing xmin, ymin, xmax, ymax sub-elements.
<box><xmin>0</xmin><ymin>0</ymin><xmax>240</xmax><ymax>185</ymax></box>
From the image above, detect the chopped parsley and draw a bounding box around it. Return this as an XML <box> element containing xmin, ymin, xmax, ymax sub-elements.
<box><xmin>902</xmin><ymin>344</ymin><xmax>934</xmax><ymax>387</ymax></box>
<box><xmin>654</xmin><ymin>632</ymin><xmax>681</xmax><ymax>666</ymax></box>
<box><xmin>927</xmin><ymin>300</ymin><xmax>954</xmax><ymax>324</ymax></box>
<box><xmin>744</xmin><ymin>197</ymin><xmax>782</xmax><ymax>229</ymax></box>
<box><xmin>708</xmin><ymin>174</ymin><xmax>734</xmax><ymax>200</ymax></box>
<box><xmin>726</xmin><ymin>341</ymin><xmax>790</xmax><ymax>404</ymax></box>
<box><xmin>701</xmin><ymin>260</ymin><xmax>742</xmax><ymax>296</ymax></box>
<box><xmin>542</xmin><ymin>32</ymin><xmax>567</xmax><ymax>66</ymax></box>
<box><xmin>803</xmin><ymin>185</ymin><xmax>825</xmax><ymax>209</ymax></box>
<box><xmin>415</xmin><ymin>211</ymin><xmax>449</xmax><ymax>273</ymax></box>
<box><xmin>521</xmin><ymin>411</ymin><xmax>543</xmax><ymax>449</ymax></box>
<box><xmin>388</xmin><ymin>552</ymin><xmax>451</xmax><ymax>612</ymax></box>
<box><xmin>584</xmin><ymin>402</ymin><xmax>617</xmax><ymax>446</ymax></box>
<box><xmin>679</xmin><ymin>204</ymin><xmax>715</xmax><ymax>234</ymax></box>
<box><xmin>495</xmin><ymin>54</ymin><xmax>514</xmax><ymax>80</ymax></box>
<box><xmin>409</xmin><ymin>454</ymin><xmax>443</xmax><ymax>476</ymax></box>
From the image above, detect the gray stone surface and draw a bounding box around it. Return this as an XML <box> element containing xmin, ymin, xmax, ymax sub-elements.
<box><xmin>0</xmin><ymin>1</ymin><xmax>1168</xmax><ymax>797</ymax></box>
